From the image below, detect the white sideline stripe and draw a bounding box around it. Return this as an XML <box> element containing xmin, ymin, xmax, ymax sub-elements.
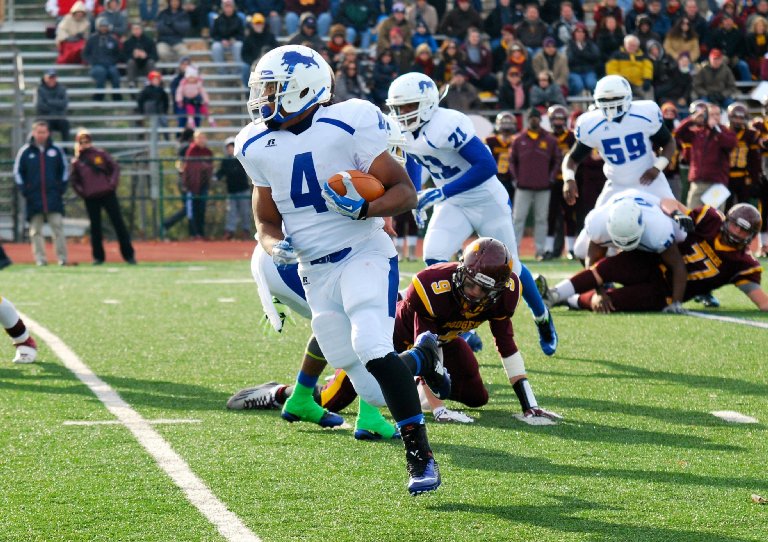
<box><xmin>687</xmin><ymin>311</ymin><xmax>768</xmax><ymax>329</ymax></box>
<box><xmin>64</xmin><ymin>418</ymin><xmax>202</xmax><ymax>426</ymax></box>
<box><xmin>711</xmin><ymin>410</ymin><xmax>759</xmax><ymax>424</ymax></box>
<box><xmin>19</xmin><ymin>312</ymin><xmax>261</xmax><ymax>542</ymax></box>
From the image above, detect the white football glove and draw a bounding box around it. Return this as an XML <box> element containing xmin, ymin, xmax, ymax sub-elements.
<box><xmin>413</xmin><ymin>208</ymin><xmax>428</xmax><ymax>229</ymax></box>
<box><xmin>662</xmin><ymin>301</ymin><xmax>687</xmax><ymax>314</ymax></box>
<box><xmin>272</xmin><ymin>236</ymin><xmax>298</xmax><ymax>266</ymax></box>
<box><xmin>524</xmin><ymin>407</ymin><xmax>563</xmax><ymax>420</ymax></box>
<box><xmin>321</xmin><ymin>173</ymin><xmax>368</xmax><ymax>220</ymax></box>
<box><xmin>433</xmin><ymin>406</ymin><xmax>475</xmax><ymax>424</ymax></box>
<box><xmin>416</xmin><ymin>187</ymin><xmax>446</xmax><ymax>215</ymax></box>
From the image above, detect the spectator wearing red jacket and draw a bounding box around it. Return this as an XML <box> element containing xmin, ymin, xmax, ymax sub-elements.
<box><xmin>674</xmin><ymin>102</ymin><xmax>738</xmax><ymax>210</ymax></box>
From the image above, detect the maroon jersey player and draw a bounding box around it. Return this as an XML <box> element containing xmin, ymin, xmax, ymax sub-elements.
<box><xmin>539</xmin><ymin>204</ymin><xmax>768</xmax><ymax>312</ymax></box>
<box><xmin>391</xmin><ymin>237</ymin><xmax>561</xmax><ymax>422</ymax></box>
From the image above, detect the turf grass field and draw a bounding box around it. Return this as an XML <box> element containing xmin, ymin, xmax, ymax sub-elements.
<box><xmin>1</xmin><ymin>258</ymin><xmax>767</xmax><ymax>542</ymax></box>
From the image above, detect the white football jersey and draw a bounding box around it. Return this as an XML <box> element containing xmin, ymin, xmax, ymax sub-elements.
<box><xmin>236</xmin><ymin>99</ymin><xmax>387</xmax><ymax>262</ymax></box>
<box><xmin>404</xmin><ymin>107</ymin><xmax>503</xmax><ymax>202</ymax></box>
<box><xmin>585</xmin><ymin>189</ymin><xmax>687</xmax><ymax>253</ymax></box>
<box><xmin>575</xmin><ymin>100</ymin><xmax>664</xmax><ymax>186</ymax></box>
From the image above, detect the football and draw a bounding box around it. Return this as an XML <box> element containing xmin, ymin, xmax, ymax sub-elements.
<box><xmin>328</xmin><ymin>170</ymin><xmax>385</xmax><ymax>202</ymax></box>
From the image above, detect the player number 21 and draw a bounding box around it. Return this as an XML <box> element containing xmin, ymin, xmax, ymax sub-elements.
<box><xmin>601</xmin><ymin>132</ymin><xmax>646</xmax><ymax>165</ymax></box>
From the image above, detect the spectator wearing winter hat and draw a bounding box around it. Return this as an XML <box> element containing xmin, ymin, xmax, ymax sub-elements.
<box><xmin>566</xmin><ymin>23</ymin><xmax>600</xmax><ymax>95</ymax></box>
<box><xmin>371</xmin><ymin>48</ymin><xmax>400</xmax><ymax>105</ymax></box>
<box><xmin>36</xmin><ymin>70</ymin><xmax>70</xmax><ymax>142</ymax></box>
<box><xmin>175</xmin><ymin>66</ymin><xmax>214</xmax><ymax>129</ymax></box>
<box><xmin>137</xmin><ymin>71</ymin><xmax>170</xmax><ymax>132</ymax></box>
<box><xmin>593</xmin><ymin>0</ymin><xmax>624</xmax><ymax>37</ymax></box>
<box><xmin>498</xmin><ymin>65</ymin><xmax>530</xmax><ymax>111</ymax></box>
<box><xmin>645</xmin><ymin>0</ymin><xmax>671</xmax><ymax>38</ymax></box>
<box><xmin>388</xmin><ymin>26</ymin><xmax>415</xmax><ymax>74</ymax></box>
<box><xmin>242</xmin><ymin>13</ymin><xmax>279</xmax><ymax>86</ymax></box>
<box><xmin>327</xmin><ymin>23</ymin><xmax>349</xmax><ymax>59</ymax></box>
<box><xmin>532</xmin><ymin>36</ymin><xmax>569</xmax><ymax>92</ymax></box>
<box><xmin>407</xmin><ymin>0</ymin><xmax>438</xmax><ymax>34</ymax></box>
<box><xmin>411</xmin><ymin>19</ymin><xmax>438</xmax><ymax>53</ymax></box>
<box><xmin>410</xmin><ymin>43</ymin><xmax>444</xmax><ymax>82</ymax></box>
<box><xmin>492</xmin><ymin>24</ymin><xmax>525</xmax><ymax>72</ymax></box>
<box><xmin>654</xmin><ymin>52</ymin><xmax>692</xmax><ymax>111</ymax></box>
<box><xmin>83</xmin><ymin>17</ymin><xmax>122</xmax><ymax>101</ymax></box>
<box><xmin>287</xmin><ymin>12</ymin><xmax>326</xmax><ymax>51</ymax></box>
<box><xmin>529</xmin><ymin>69</ymin><xmax>566</xmax><ymax>108</ymax></box>
<box><xmin>123</xmin><ymin>23</ymin><xmax>158</xmax><ymax>88</ymax></box>
<box><xmin>625</xmin><ymin>0</ymin><xmax>647</xmax><ymax>34</ymax></box>
<box><xmin>633</xmin><ymin>14</ymin><xmax>662</xmax><ymax>53</ymax></box>
<box><xmin>54</xmin><ymin>1</ymin><xmax>90</xmax><ymax>64</ymax></box>
<box><xmin>284</xmin><ymin>0</ymin><xmax>331</xmax><ymax>38</ymax></box>
<box><xmin>503</xmin><ymin>42</ymin><xmax>535</xmax><ymax>88</ymax></box>
<box><xmin>377</xmin><ymin>3</ymin><xmax>412</xmax><ymax>54</ymax></box>
<box><xmin>692</xmin><ymin>48</ymin><xmax>737</xmax><ymax>108</ymax></box>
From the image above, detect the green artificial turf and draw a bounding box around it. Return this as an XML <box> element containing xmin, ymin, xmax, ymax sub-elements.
<box><xmin>1</xmin><ymin>258</ymin><xmax>766</xmax><ymax>541</ymax></box>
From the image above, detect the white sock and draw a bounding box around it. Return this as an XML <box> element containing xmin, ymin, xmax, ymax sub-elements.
<box><xmin>566</xmin><ymin>294</ymin><xmax>582</xmax><ymax>310</ymax></box>
<box><xmin>565</xmin><ymin>236</ymin><xmax>575</xmax><ymax>251</ymax></box>
<box><xmin>544</xmin><ymin>236</ymin><xmax>554</xmax><ymax>252</ymax></box>
<box><xmin>554</xmin><ymin>280</ymin><xmax>576</xmax><ymax>301</ymax></box>
<box><xmin>760</xmin><ymin>232</ymin><xmax>768</xmax><ymax>248</ymax></box>
<box><xmin>0</xmin><ymin>296</ymin><xmax>21</xmax><ymax>329</ymax></box>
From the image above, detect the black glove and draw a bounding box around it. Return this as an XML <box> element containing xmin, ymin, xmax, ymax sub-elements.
<box><xmin>642</xmin><ymin>79</ymin><xmax>652</xmax><ymax>91</ymax></box>
<box><xmin>672</xmin><ymin>210</ymin><xmax>694</xmax><ymax>233</ymax></box>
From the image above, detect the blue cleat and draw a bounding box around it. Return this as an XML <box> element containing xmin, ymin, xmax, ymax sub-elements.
<box><xmin>408</xmin><ymin>457</ymin><xmax>441</xmax><ymax>496</ymax></box>
<box><xmin>413</xmin><ymin>332</ymin><xmax>451</xmax><ymax>400</ymax></box>
<box><xmin>694</xmin><ymin>293</ymin><xmax>720</xmax><ymax>308</ymax></box>
<box><xmin>459</xmin><ymin>330</ymin><xmax>483</xmax><ymax>353</ymax></box>
<box><xmin>536</xmin><ymin>309</ymin><xmax>558</xmax><ymax>356</ymax></box>
<box><xmin>354</xmin><ymin>428</ymin><xmax>401</xmax><ymax>441</ymax></box>
<box><xmin>281</xmin><ymin>409</ymin><xmax>344</xmax><ymax>428</ymax></box>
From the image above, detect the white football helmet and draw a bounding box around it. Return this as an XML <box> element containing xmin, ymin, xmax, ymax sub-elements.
<box><xmin>594</xmin><ymin>75</ymin><xmax>632</xmax><ymax>121</ymax></box>
<box><xmin>386</xmin><ymin>72</ymin><xmax>440</xmax><ymax>132</ymax></box>
<box><xmin>384</xmin><ymin>112</ymin><xmax>407</xmax><ymax>165</ymax></box>
<box><xmin>607</xmin><ymin>198</ymin><xmax>645</xmax><ymax>251</ymax></box>
<box><xmin>247</xmin><ymin>44</ymin><xmax>332</xmax><ymax>124</ymax></box>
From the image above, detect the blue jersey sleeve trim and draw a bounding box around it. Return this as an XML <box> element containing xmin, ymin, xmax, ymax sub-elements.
<box><xmin>442</xmin><ymin>136</ymin><xmax>497</xmax><ymax>198</ymax></box>
<box><xmin>587</xmin><ymin>119</ymin><xmax>607</xmax><ymax>135</ymax></box>
<box><xmin>242</xmin><ymin>129</ymin><xmax>274</xmax><ymax>155</ymax></box>
<box><xmin>629</xmin><ymin>113</ymin><xmax>652</xmax><ymax>123</ymax></box>
<box><xmin>424</xmin><ymin>133</ymin><xmax>439</xmax><ymax>149</ymax></box>
<box><xmin>316</xmin><ymin>117</ymin><xmax>356</xmax><ymax>135</ymax></box>
<box><xmin>405</xmin><ymin>154</ymin><xmax>423</xmax><ymax>191</ymax></box>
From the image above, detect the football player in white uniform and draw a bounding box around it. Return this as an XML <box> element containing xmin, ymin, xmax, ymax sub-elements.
<box><xmin>562</xmin><ymin>75</ymin><xmax>678</xmax><ymax>209</ymax></box>
<box><xmin>236</xmin><ymin>45</ymin><xmax>444</xmax><ymax>495</ymax></box>
<box><xmin>538</xmin><ymin>189</ymin><xmax>693</xmax><ymax>313</ymax></box>
<box><xmin>386</xmin><ymin>72</ymin><xmax>559</xmax><ymax>358</ymax></box>
<box><xmin>1</xmin><ymin>295</ymin><xmax>37</xmax><ymax>363</ymax></box>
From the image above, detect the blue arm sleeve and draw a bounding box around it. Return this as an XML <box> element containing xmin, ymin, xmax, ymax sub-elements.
<box><xmin>405</xmin><ymin>154</ymin><xmax>422</xmax><ymax>191</ymax></box>
<box><xmin>442</xmin><ymin>136</ymin><xmax>497</xmax><ymax>198</ymax></box>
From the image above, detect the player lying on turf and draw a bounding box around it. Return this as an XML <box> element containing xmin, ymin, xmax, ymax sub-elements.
<box><xmin>537</xmin><ymin>203</ymin><xmax>768</xmax><ymax>312</ymax></box>
<box><xmin>1</xmin><ymin>296</ymin><xmax>37</xmax><ymax>363</ymax></box>
<box><xmin>565</xmin><ymin>188</ymin><xmax>693</xmax><ymax>313</ymax></box>
<box><xmin>231</xmin><ymin>238</ymin><xmax>561</xmax><ymax>424</ymax></box>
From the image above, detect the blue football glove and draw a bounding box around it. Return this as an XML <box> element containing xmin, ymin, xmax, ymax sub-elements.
<box><xmin>272</xmin><ymin>236</ymin><xmax>298</xmax><ymax>266</ymax></box>
<box><xmin>321</xmin><ymin>173</ymin><xmax>369</xmax><ymax>220</ymax></box>
<box><xmin>416</xmin><ymin>187</ymin><xmax>446</xmax><ymax>215</ymax></box>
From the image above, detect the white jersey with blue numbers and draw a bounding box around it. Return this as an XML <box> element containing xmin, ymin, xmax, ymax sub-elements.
<box><xmin>404</xmin><ymin>107</ymin><xmax>504</xmax><ymax>202</ymax></box>
<box><xmin>585</xmin><ymin>189</ymin><xmax>687</xmax><ymax>253</ymax></box>
<box><xmin>235</xmin><ymin>99</ymin><xmax>387</xmax><ymax>263</ymax></box>
<box><xmin>575</xmin><ymin>100</ymin><xmax>664</xmax><ymax>186</ymax></box>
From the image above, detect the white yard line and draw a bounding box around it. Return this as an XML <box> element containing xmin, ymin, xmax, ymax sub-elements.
<box><xmin>19</xmin><ymin>312</ymin><xmax>261</xmax><ymax>542</ymax></box>
<box><xmin>63</xmin><ymin>419</ymin><xmax>202</xmax><ymax>426</ymax></box>
<box><xmin>687</xmin><ymin>311</ymin><xmax>768</xmax><ymax>330</ymax></box>
<box><xmin>711</xmin><ymin>411</ymin><xmax>759</xmax><ymax>423</ymax></box>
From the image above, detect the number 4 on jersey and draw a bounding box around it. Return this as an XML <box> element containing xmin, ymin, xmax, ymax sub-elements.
<box><xmin>290</xmin><ymin>152</ymin><xmax>327</xmax><ymax>213</ymax></box>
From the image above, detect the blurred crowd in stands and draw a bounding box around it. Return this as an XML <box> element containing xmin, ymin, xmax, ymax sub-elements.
<box><xmin>43</xmin><ymin>0</ymin><xmax>768</xmax><ymax>121</ymax></box>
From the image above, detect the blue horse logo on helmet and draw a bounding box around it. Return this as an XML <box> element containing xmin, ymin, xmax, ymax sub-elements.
<box><xmin>281</xmin><ymin>50</ymin><xmax>320</xmax><ymax>72</ymax></box>
<box><xmin>418</xmin><ymin>80</ymin><xmax>434</xmax><ymax>93</ymax></box>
